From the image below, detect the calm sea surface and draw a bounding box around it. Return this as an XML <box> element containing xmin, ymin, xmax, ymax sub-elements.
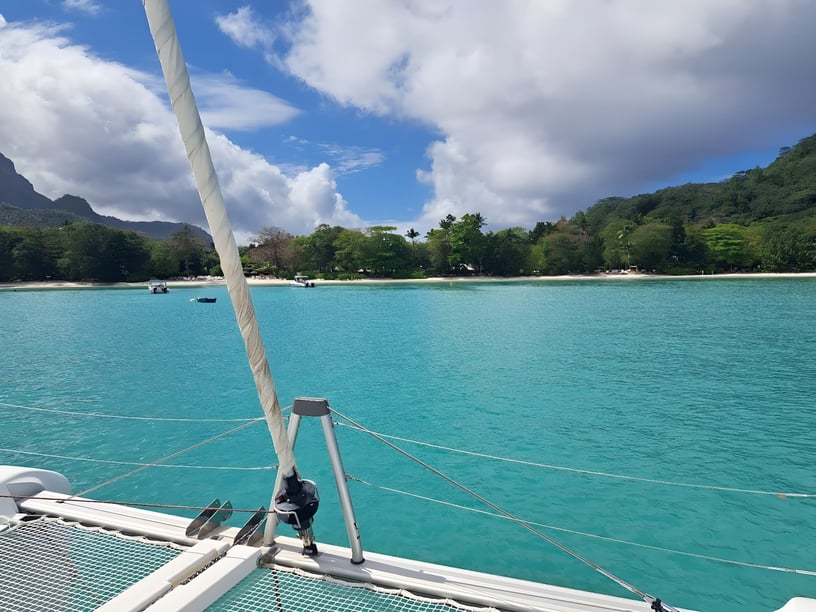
<box><xmin>1</xmin><ymin>278</ymin><xmax>815</xmax><ymax>611</ymax></box>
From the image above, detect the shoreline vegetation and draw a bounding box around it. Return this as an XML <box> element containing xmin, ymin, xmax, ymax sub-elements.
<box><xmin>4</xmin><ymin>136</ymin><xmax>816</xmax><ymax>285</ymax></box>
<box><xmin>2</xmin><ymin>271</ymin><xmax>815</xmax><ymax>291</ymax></box>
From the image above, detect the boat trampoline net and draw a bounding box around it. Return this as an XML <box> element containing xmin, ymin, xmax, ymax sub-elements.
<box><xmin>0</xmin><ymin>516</ymin><xmax>183</xmax><ymax>611</ymax></box>
<box><xmin>209</xmin><ymin>564</ymin><xmax>502</xmax><ymax>612</ymax></box>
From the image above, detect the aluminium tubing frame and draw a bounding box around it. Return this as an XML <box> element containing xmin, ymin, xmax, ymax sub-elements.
<box><xmin>264</xmin><ymin>398</ymin><xmax>363</xmax><ymax>564</ymax></box>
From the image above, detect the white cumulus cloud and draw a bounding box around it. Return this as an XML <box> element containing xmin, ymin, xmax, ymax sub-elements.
<box><xmin>0</xmin><ymin>17</ymin><xmax>361</xmax><ymax>243</ymax></box>
<box><xmin>195</xmin><ymin>73</ymin><xmax>301</xmax><ymax>131</ymax></box>
<box><xmin>275</xmin><ymin>0</ymin><xmax>816</xmax><ymax>231</ymax></box>
<box><xmin>215</xmin><ymin>6</ymin><xmax>274</xmax><ymax>51</ymax></box>
<box><xmin>62</xmin><ymin>0</ymin><xmax>102</xmax><ymax>17</ymax></box>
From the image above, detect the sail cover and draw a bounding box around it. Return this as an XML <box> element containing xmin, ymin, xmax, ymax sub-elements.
<box><xmin>142</xmin><ymin>0</ymin><xmax>296</xmax><ymax>479</ymax></box>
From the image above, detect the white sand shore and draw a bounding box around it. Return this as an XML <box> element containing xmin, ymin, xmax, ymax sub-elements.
<box><xmin>1</xmin><ymin>272</ymin><xmax>815</xmax><ymax>291</ymax></box>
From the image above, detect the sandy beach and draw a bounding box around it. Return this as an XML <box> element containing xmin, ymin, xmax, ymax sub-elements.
<box><xmin>1</xmin><ymin>271</ymin><xmax>815</xmax><ymax>291</ymax></box>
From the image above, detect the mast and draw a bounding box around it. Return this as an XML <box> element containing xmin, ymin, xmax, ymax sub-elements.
<box><xmin>141</xmin><ymin>1</ymin><xmax>295</xmax><ymax>480</ymax></box>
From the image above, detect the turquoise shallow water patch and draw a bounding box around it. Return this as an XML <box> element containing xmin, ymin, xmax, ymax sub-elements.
<box><xmin>1</xmin><ymin>278</ymin><xmax>814</xmax><ymax>611</ymax></box>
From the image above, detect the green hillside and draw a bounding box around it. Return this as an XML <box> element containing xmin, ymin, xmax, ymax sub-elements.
<box><xmin>585</xmin><ymin>134</ymin><xmax>816</xmax><ymax>231</ymax></box>
<box><xmin>0</xmin><ymin>203</ymin><xmax>88</xmax><ymax>228</ymax></box>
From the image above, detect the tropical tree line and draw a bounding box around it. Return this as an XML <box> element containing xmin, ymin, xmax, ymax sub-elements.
<box><xmin>0</xmin><ymin>223</ymin><xmax>217</xmax><ymax>283</ymax></box>
<box><xmin>243</xmin><ymin>212</ymin><xmax>815</xmax><ymax>280</ymax></box>
<box><xmin>2</xmin><ymin>210</ymin><xmax>814</xmax><ymax>284</ymax></box>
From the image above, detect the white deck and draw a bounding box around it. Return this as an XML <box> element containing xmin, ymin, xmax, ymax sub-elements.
<box><xmin>267</xmin><ymin>536</ymin><xmax>664</xmax><ymax>612</ymax></box>
<box><xmin>11</xmin><ymin>490</ymin><xmax>679</xmax><ymax>612</ymax></box>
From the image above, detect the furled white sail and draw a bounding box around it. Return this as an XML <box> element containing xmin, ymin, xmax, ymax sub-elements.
<box><xmin>142</xmin><ymin>0</ymin><xmax>296</xmax><ymax>480</ymax></box>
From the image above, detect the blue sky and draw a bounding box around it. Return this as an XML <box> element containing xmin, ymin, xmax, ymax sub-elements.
<box><xmin>1</xmin><ymin>1</ymin><xmax>815</xmax><ymax>244</ymax></box>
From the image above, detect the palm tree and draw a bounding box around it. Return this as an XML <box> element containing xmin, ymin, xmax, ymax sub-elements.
<box><xmin>405</xmin><ymin>228</ymin><xmax>420</xmax><ymax>264</ymax></box>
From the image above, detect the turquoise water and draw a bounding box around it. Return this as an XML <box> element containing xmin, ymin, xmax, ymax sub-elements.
<box><xmin>1</xmin><ymin>278</ymin><xmax>815</xmax><ymax>611</ymax></box>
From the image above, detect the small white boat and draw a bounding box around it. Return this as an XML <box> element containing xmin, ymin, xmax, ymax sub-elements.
<box><xmin>147</xmin><ymin>279</ymin><xmax>169</xmax><ymax>293</ymax></box>
<box><xmin>289</xmin><ymin>274</ymin><xmax>315</xmax><ymax>288</ymax></box>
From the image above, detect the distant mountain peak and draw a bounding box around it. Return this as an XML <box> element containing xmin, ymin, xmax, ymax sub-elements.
<box><xmin>0</xmin><ymin>151</ymin><xmax>211</xmax><ymax>242</ymax></box>
<box><xmin>0</xmin><ymin>152</ymin><xmax>16</xmax><ymax>175</ymax></box>
<box><xmin>0</xmin><ymin>152</ymin><xmax>53</xmax><ymax>210</ymax></box>
<box><xmin>53</xmin><ymin>194</ymin><xmax>94</xmax><ymax>216</ymax></box>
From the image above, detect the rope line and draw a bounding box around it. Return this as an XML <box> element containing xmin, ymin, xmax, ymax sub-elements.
<box><xmin>336</xmin><ymin>422</ymin><xmax>816</xmax><ymax>499</ymax></box>
<box><xmin>0</xmin><ymin>447</ymin><xmax>273</xmax><ymax>471</ymax></box>
<box><xmin>0</xmin><ymin>400</ymin><xmax>264</xmax><ymax>422</ymax></box>
<box><xmin>7</xmin><ymin>395</ymin><xmax>807</xmax><ymax>498</ymax></box>
<box><xmin>348</xmin><ymin>476</ymin><xmax>816</xmax><ymax>577</ymax></box>
<box><xmin>1</xmin><ymin>494</ymin><xmax>274</xmax><ymax>515</ymax></box>
<box><xmin>73</xmin><ymin>418</ymin><xmax>264</xmax><ymax>498</ymax></box>
<box><xmin>329</xmin><ymin>407</ymin><xmax>678</xmax><ymax>612</ymax></box>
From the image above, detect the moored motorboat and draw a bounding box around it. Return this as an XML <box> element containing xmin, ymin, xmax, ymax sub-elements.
<box><xmin>289</xmin><ymin>274</ymin><xmax>315</xmax><ymax>287</ymax></box>
<box><xmin>148</xmin><ymin>279</ymin><xmax>169</xmax><ymax>293</ymax></box>
<box><xmin>190</xmin><ymin>297</ymin><xmax>216</xmax><ymax>303</ymax></box>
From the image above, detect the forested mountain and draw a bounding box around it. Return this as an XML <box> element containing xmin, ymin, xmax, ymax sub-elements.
<box><xmin>0</xmin><ymin>152</ymin><xmax>210</xmax><ymax>243</ymax></box>
<box><xmin>584</xmin><ymin>134</ymin><xmax>816</xmax><ymax>233</ymax></box>
<box><xmin>250</xmin><ymin>133</ymin><xmax>815</xmax><ymax>279</ymax></box>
